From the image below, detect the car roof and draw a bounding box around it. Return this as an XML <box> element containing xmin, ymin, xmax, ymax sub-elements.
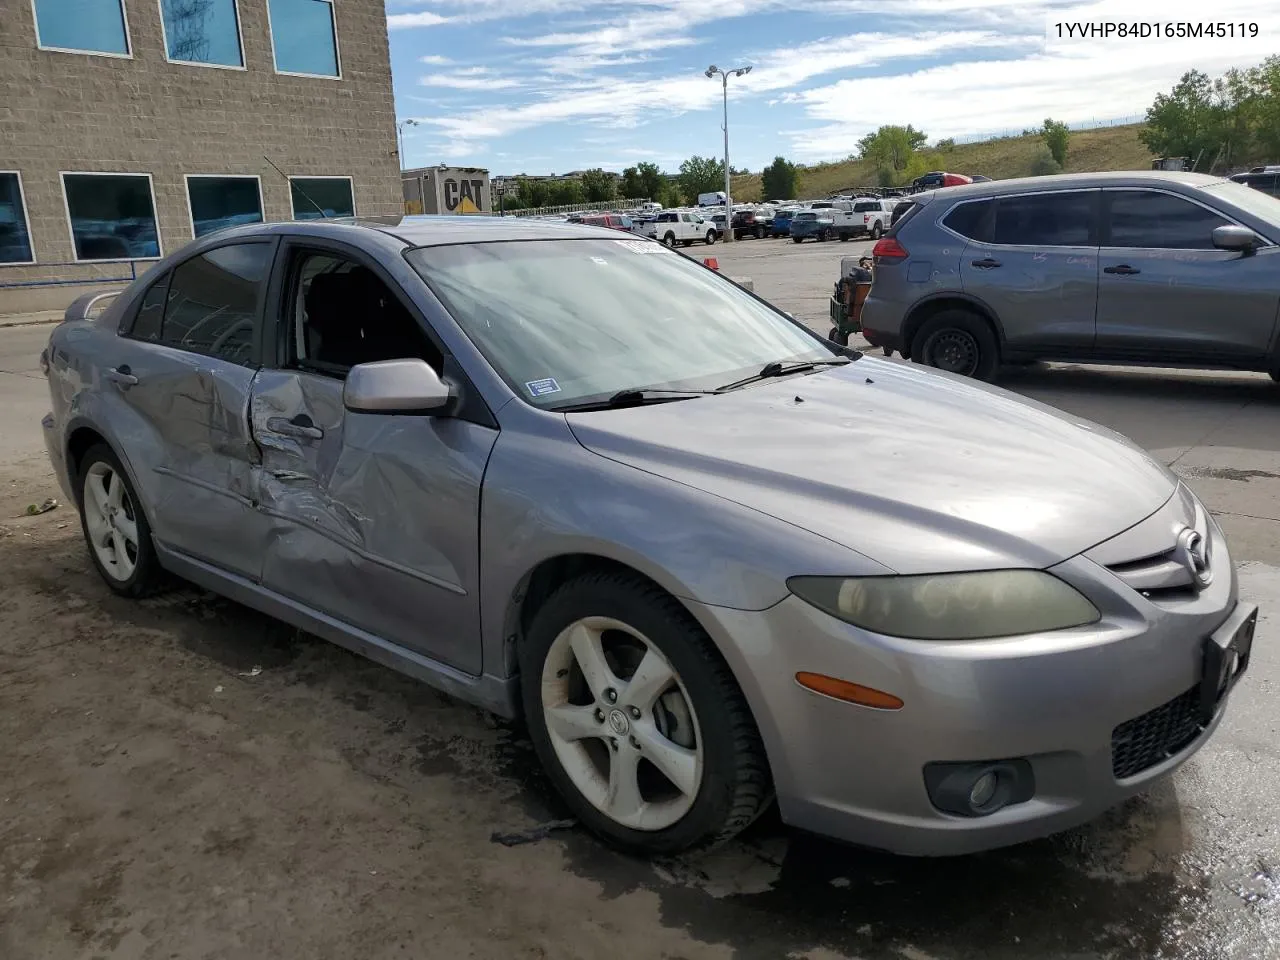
<box><xmin>910</xmin><ymin>170</ymin><xmax>1230</xmax><ymax>203</ymax></box>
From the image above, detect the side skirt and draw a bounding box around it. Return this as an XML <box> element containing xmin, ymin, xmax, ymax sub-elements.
<box><xmin>155</xmin><ymin>542</ymin><xmax>519</xmax><ymax>719</ymax></box>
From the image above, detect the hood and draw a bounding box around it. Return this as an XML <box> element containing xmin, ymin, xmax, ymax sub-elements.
<box><xmin>566</xmin><ymin>358</ymin><xmax>1175</xmax><ymax>573</ymax></box>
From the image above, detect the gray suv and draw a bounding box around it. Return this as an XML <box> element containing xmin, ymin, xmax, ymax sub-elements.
<box><xmin>860</xmin><ymin>172</ymin><xmax>1280</xmax><ymax>380</ymax></box>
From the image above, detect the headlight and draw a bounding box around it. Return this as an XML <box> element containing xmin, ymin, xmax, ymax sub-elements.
<box><xmin>787</xmin><ymin>570</ymin><xmax>1099</xmax><ymax>640</ymax></box>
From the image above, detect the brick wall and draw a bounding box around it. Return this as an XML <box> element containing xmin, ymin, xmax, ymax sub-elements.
<box><xmin>0</xmin><ymin>0</ymin><xmax>401</xmax><ymax>311</ymax></box>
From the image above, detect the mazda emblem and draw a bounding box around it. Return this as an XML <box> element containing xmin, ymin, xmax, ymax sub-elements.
<box><xmin>1174</xmin><ymin>527</ymin><xmax>1212</xmax><ymax>589</ymax></box>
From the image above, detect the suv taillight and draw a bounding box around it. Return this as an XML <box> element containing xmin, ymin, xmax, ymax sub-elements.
<box><xmin>872</xmin><ymin>236</ymin><xmax>908</xmax><ymax>263</ymax></box>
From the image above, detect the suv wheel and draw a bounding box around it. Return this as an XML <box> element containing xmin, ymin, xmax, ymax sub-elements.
<box><xmin>912</xmin><ymin>310</ymin><xmax>999</xmax><ymax>381</ymax></box>
<box><xmin>870</xmin><ymin>222</ymin><xmax>883</xmax><ymax>240</ymax></box>
<box><xmin>520</xmin><ymin>573</ymin><xmax>772</xmax><ymax>855</ymax></box>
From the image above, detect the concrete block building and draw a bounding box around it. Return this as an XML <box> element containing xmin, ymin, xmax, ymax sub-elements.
<box><xmin>0</xmin><ymin>0</ymin><xmax>401</xmax><ymax>312</ymax></box>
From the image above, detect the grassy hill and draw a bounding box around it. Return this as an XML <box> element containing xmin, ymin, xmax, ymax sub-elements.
<box><xmin>730</xmin><ymin>123</ymin><xmax>1154</xmax><ymax>202</ymax></box>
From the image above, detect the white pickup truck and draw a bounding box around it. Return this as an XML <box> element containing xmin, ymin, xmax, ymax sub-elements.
<box><xmin>642</xmin><ymin>210</ymin><xmax>719</xmax><ymax>247</ymax></box>
<box><xmin>808</xmin><ymin>197</ymin><xmax>895</xmax><ymax>241</ymax></box>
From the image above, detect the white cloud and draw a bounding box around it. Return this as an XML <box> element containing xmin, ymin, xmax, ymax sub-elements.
<box><xmin>420</xmin><ymin>67</ymin><xmax>527</xmax><ymax>90</ymax></box>
<box><xmin>784</xmin><ymin>0</ymin><xmax>1278</xmax><ymax>159</ymax></box>
<box><xmin>387</xmin><ymin>11</ymin><xmax>448</xmax><ymax>30</ymax></box>
<box><xmin>418</xmin><ymin>54</ymin><xmax>453</xmax><ymax>64</ymax></box>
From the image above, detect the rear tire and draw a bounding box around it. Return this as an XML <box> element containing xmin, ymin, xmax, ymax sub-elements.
<box><xmin>520</xmin><ymin>572</ymin><xmax>772</xmax><ymax>856</ymax></box>
<box><xmin>663</xmin><ymin>232</ymin><xmax>677</xmax><ymax>248</ymax></box>
<box><xmin>911</xmin><ymin>310</ymin><xmax>1000</xmax><ymax>381</ymax></box>
<box><xmin>77</xmin><ymin>444</ymin><xmax>164</xmax><ymax>598</ymax></box>
<box><xmin>871</xmin><ymin>222</ymin><xmax>883</xmax><ymax>240</ymax></box>
<box><xmin>705</xmin><ymin>230</ymin><xmax>717</xmax><ymax>245</ymax></box>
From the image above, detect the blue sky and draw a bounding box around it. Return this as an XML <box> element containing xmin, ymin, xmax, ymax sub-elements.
<box><xmin>386</xmin><ymin>0</ymin><xmax>1277</xmax><ymax>176</ymax></box>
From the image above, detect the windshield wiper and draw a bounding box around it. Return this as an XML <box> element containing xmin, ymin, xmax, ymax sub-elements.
<box><xmin>554</xmin><ymin>388</ymin><xmax>716</xmax><ymax>412</ymax></box>
<box><xmin>714</xmin><ymin>358</ymin><xmax>852</xmax><ymax>393</ymax></box>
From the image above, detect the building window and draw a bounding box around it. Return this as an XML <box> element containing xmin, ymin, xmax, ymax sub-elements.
<box><xmin>33</xmin><ymin>0</ymin><xmax>131</xmax><ymax>56</ymax></box>
<box><xmin>0</xmin><ymin>173</ymin><xmax>35</xmax><ymax>265</ymax></box>
<box><xmin>186</xmin><ymin>175</ymin><xmax>264</xmax><ymax>238</ymax></box>
<box><xmin>159</xmin><ymin>0</ymin><xmax>245</xmax><ymax>68</ymax></box>
<box><xmin>61</xmin><ymin>173</ymin><xmax>161</xmax><ymax>262</ymax></box>
<box><xmin>290</xmin><ymin>177</ymin><xmax>355</xmax><ymax>220</ymax></box>
<box><xmin>267</xmin><ymin>0</ymin><xmax>340</xmax><ymax>78</ymax></box>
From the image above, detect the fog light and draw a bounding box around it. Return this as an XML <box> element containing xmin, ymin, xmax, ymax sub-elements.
<box><xmin>923</xmin><ymin>759</ymin><xmax>1035</xmax><ymax>818</ymax></box>
<box><xmin>968</xmin><ymin>771</ymin><xmax>998</xmax><ymax>808</ymax></box>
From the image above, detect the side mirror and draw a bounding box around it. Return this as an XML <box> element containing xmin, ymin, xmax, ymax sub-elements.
<box><xmin>1212</xmin><ymin>224</ymin><xmax>1259</xmax><ymax>254</ymax></box>
<box><xmin>343</xmin><ymin>359</ymin><xmax>453</xmax><ymax>415</ymax></box>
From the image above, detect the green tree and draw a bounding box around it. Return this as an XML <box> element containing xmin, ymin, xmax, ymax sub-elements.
<box><xmin>620</xmin><ymin>166</ymin><xmax>643</xmax><ymax>198</ymax></box>
<box><xmin>1029</xmin><ymin>148</ymin><xmax>1062</xmax><ymax>176</ymax></box>
<box><xmin>1040</xmin><ymin>118</ymin><xmax>1070</xmax><ymax>167</ymax></box>
<box><xmin>678</xmin><ymin>155</ymin><xmax>725</xmax><ymax>204</ymax></box>
<box><xmin>1141</xmin><ymin>69</ymin><xmax>1232</xmax><ymax>170</ymax></box>
<box><xmin>579</xmin><ymin>168</ymin><xmax>617</xmax><ymax>203</ymax></box>
<box><xmin>636</xmin><ymin>162</ymin><xmax>665</xmax><ymax>200</ymax></box>
<box><xmin>547</xmin><ymin>179</ymin><xmax>586</xmax><ymax>206</ymax></box>
<box><xmin>657</xmin><ymin>180</ymin><xmax>685</xmax><ymax>208</ymax></box>
<box><xmin>935</xmin><ymin>137</ymin><xmax>956</xmax><ymax>152</ymax></box>
<box><xmin>760</xmin><ymin>156</ymin><xmax>798</xmax><ymax>200</ymax></box>
<box><xmin>857</xmin><ymin>125</ymin><xmax>929</xmax><ymax>174</ymax></box>
<box><xmin>515</xmin><ymin>177</ymin><xmax>549</xmax><ymax>209</ymax></box>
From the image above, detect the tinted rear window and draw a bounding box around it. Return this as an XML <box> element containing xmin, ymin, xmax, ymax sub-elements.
<box><xmin>853</xmin><ymin>201</ymin><xmax>880</xmax><ymax>212</ymax></box>
<box><xmin>993</xmin><ymin>191</ymin><xmax>1095</xmax><ymax>246</ymax></box>
<box><xmin>888</xmin><ymin>201</ymin><xmax>922</xmax><ymax>232</ymax></box>
<box><xmin>942</xmin><ymin>199</ymin><xmax>993</xmax><ymax>241</ymax></box>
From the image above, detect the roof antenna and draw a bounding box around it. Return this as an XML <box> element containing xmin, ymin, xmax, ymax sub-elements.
<box><xmin>263</xmin><ymin>155</ymin><xmax>326</xmax><ymax>217</ymax></box>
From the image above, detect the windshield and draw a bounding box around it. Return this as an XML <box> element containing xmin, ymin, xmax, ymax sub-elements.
<box><xmin>1203</xmin><ymin>181</ymin><xmax>1280</xmax><ymax>237</ymax></box>
<box><xmin>407</xmin><ymin>239</ymin><xmax>835</xmax><ymax>408</ymax></box>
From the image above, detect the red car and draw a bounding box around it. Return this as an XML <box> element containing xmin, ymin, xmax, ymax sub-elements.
<box><xmin>578</xmin><ymin>214</ymin><xmax>633</xmax><ymax>232</ymax></box>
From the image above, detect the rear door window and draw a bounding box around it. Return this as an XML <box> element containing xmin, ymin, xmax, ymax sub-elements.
<box><xmin>1104</xmin><ymin>190</ymin><xmax>1230</xmax><ymax>249</ymax></box>
<box><xmin>993</xmin><ymin>191</ymin><xmax>1096</xmax><ymax>246</ymax></box>
<box><xmin>942</xmin><ymin>200</ymin><xmax>994</xmax><ymax>242</ymax></box>
<box><xmin>160</xmin><ymin>242</ymin><xmax>273</xmax><ymax>366</ymax></box>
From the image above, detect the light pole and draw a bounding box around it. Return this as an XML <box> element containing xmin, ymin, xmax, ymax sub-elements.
<box><xmin>704</xmin><ymin>63</ymin><xmax>752</xmax><ymax>242</ymax></box>
<box><xmin>493</xmin><ymin>177</ymin><xmax>506</xmax><ymax>217</ymax></box>
<box><xmin>396</xmin><ymin>119</ymin><xmax>420</xmax><ymax>170</ymax></box>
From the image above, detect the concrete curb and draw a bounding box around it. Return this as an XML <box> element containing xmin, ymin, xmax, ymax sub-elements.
<box><xmin>0</xmin><ymin>312</ymin><xmax>62</xmax><ymax>329</ymax></box>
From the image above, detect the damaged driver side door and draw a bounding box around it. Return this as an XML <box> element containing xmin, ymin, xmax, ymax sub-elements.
<box><xmin>249</xmin><ymin>240</ymin><xmax>497</xmax><ymax>676</ymax></box>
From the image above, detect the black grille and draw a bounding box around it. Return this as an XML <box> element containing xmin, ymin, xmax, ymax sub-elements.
<box><xmin>1111</xmin><ymin>685</ymin><xmax>1206</xmax><ymax>780</ymax></box>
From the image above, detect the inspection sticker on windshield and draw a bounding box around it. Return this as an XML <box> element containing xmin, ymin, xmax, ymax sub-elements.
<box><xmin>525</xmin><ymin>377</ymin><xmax>561</xmax><ymax>397</ymax></box>
<box><xmin>612</xmin><ymin>239</ymin><xmax>664</xmax><ymax>254</ymax></box>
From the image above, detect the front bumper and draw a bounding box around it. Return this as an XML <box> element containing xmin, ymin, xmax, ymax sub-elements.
<box><xmin>687</xmin><ymin>525</ymin><xmax>1247</xmax><ymax>856</ymax></box>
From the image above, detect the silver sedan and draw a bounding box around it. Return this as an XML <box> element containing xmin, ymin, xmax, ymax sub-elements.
<box><xmin>40</xmin><ymin>216</ymin><xmax>1256</xmax><ymax>856</ymax></box>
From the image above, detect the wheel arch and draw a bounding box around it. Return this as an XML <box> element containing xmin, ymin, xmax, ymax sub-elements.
<box><xmin>900</xmin><ymin>294</ymin><xmax>1004</xmax><ymax>360</ymax></box>
<box><xmin>503</xmin><ymin>550</ymin><xmax>782</xmax><ymax>795</ymax></box>
<box><xmin>64</xmin><ymin>419</ymin><xmax>158</xmax><ymax>530</ymax></box>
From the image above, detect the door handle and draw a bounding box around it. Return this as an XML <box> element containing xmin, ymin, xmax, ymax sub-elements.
<box><xmin>970</xmin><ymin>257</ymin><xmax>1002</xmax><ymax>269</ymax></box>
<box><xmin>266</xmin><ymin>415</ymin><xmax>323</xmax><ymax>440</ymax></box>
<box><xmin>105</xmin><ymin>365</ymin><xmax>138</xmax><ymax>387</ymax></box>
<box><xmin>1104</xmin><ymin>264</ymin><xmax>1141</xmax><ymax>275</ymax></box>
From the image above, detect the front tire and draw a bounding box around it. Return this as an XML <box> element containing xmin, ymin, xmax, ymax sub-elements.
<box><xmin>520</xmin><ymin>573</ymin><xmax>772</xmax><ymax>856</ymax></box>
<box><xmin>911</xmin><ymin>309</ymin><xmax>1000</xmax><ymax>381</ymax></box>
<box><xmin>77</xmin><ymin>444</ymin><xmax>164</xmax><ymax>597</ymax></box>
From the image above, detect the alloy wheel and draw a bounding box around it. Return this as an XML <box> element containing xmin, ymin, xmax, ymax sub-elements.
<box><xmin>540</xmin><ymin>616</ymin><xmax>703</xmax><ymax>831</ymax></box>
<box><xmin>82</xmin><ymin>461</ymin><xmax>140</xmax><ymax>582</ymax></box>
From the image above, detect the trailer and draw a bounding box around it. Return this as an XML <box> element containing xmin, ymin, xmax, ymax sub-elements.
<box><xmin>402</xmin><ymin>166</ymin><xmax>492</xmax><ymax>215</ymax></box>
